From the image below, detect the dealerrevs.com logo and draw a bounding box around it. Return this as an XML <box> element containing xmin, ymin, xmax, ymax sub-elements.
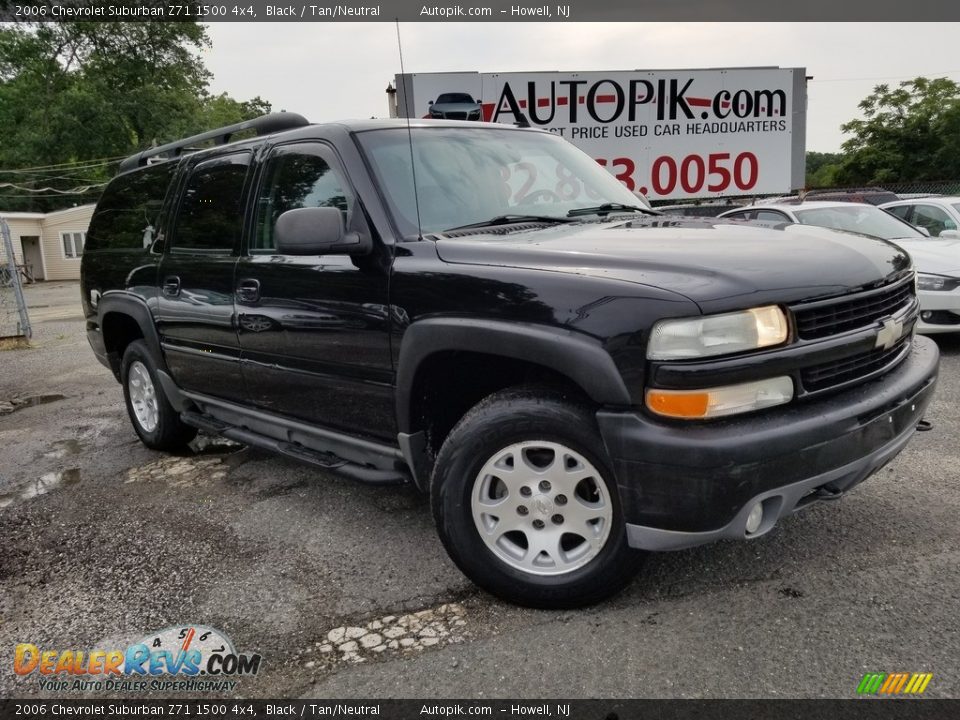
<box><xmin>13</xmin><ymin>625</ymin><xmax>262</xmax><ymax>693</ymax></box>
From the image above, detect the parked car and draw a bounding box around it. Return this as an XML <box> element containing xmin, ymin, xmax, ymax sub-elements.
<box><xmin>881</xmin><ymin>196</ymin><xmax>960</xmax><ymax>239</ymax></box>
<box><xmin>719</xmin><ymin>201</ymin><xmax>960</xmax><ymax>333</ymax></box>
<box><xmin>803</xmin><ymin>187</ymin><xmax>900</xmax><ymax>206</ymax></box>
<box><xmin>428</xmin><ymin>92</ymin><xmax>483</xmax><ymax>121</ymax></box>
<box><xmin>654</xmin><ymin>202</ymin><xmax>740</xmax><ymax>218</ymax></box>
<box><xmin>81</xmin><ymin>115</ymin><xmax>938</xmax><ymax>608</ymax></box>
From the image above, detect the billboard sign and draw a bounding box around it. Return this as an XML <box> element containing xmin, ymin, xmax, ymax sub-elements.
<box><xmin>394</xmin><ymin>68</ymin><xmax>806</xmax><ymax>200</ymax></box>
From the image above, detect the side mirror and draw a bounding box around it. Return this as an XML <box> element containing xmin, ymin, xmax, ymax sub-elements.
<box><xmin>428</xmin><ymin>100</ymin><xmax>434</xmax><ymax>105</ymax></box>
<box><xmin>940</xmin><ymin>229</ymin><xmax>960</xmax><ymax>240</ymax></box>
<box><xmin>275</xmin><ymin>207</ymin><xmax>370</xmax><ymax>256</ymax></box>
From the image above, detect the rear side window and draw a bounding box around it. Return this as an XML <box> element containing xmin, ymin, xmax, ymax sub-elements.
<box><xmin>885</xmin><ymin>205</ymin><xmax>912</xmax><ymax>220</ymax></box>
<box><xmin>86</xmin><ymin>163</ymin><xmax>176</xmax><ymax>251</ymax></box>
<box><xmin>172</xmin><ymin>153</ymin><xmax>250</xmax><ymax>253</ymax></box>
<box><xmin>755</xmin><ymin>210</ymin><xmax>789</xmax><ymax>222</ymax></box>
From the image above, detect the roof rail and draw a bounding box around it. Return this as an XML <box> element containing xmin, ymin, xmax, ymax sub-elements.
<box><xmin>116</xmin><ymin>112</ymin><xmax>309</xmax><ymax>174</ymax></box>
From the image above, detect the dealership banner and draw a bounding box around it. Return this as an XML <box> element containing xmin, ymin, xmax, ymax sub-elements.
<box><xmin>2</xmin><ymin>1</ymin><xmax>957</xmax><ymax>22</ymax></box>
<box><xmin>2</xmin><ymin>699</ymin><xmax>958</xmax><ymax>719</ymax></box>
<box><xmin>395</xmin><ymin>68</ymin><xmax>806</xmax><ymax>200</ymax></box>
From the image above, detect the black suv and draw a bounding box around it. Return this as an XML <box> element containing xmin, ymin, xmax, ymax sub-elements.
<box><xmin>81</xmin><ymin>113</ymin><xmax>939</xmax><ymax>608</ymax></box>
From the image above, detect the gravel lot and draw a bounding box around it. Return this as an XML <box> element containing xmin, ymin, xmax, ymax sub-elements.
<box><xmin>1</xmin><ymin>281</ymin><xmax>958</xmax><ymax>699</ymax></box>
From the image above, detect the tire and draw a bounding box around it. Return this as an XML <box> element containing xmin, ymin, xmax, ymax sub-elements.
<box><xmin>431</xmin><ymin>386</ymin><xmax>645</xmax><ymax>608</ymax></box>
<box><xmin>121</xmin><ymin>339</ymin><xmax>196</xmax><ymax>451</ymax></box>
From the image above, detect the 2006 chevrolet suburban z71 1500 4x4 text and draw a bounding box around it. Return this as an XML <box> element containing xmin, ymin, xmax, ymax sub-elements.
<box><xmin>81</xmin><ymin>113</ymin><xmax>939</xmax><ymax>608</ymax></box>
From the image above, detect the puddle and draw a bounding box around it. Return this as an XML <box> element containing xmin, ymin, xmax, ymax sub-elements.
<box><xmin>0</xmin><ymin>394</ymin><xmax>68</xmax><ymax>415</ymax></box>
<box><xmin>42</xmin><ymin>438</ymin><xmax>85</xmax><ymax>459</ymax></box>
<box><xmin>0</xmin><ymin>468</ymin><xmax>81</xmax><ymax>508</ymax></box>
<box><xmin>298</xmin><ymin>603</ymin><xmax>470</xmax><ymax>672</ymax></box>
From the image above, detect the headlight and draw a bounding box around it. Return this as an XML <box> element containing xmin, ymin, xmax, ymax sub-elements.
<box><xmin>647</xmin><ymin>306</ymin><xmax>789</xmax><ymax>360</ymax></box>
<box><xmin>916</xmin><ymin>273</ymin><xmax>960</xmax><ymax>292</ymax></box>
<box><xmin>646</xmin><ymin>376</ymin><xmax>794</xmax><ymax>419</ymax></box>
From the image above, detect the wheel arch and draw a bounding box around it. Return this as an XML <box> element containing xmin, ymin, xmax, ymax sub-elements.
<box><xmin>98</xmin><ymin>292</ymin><xmax>167</xmax><ymax>380</ymax></box>
<box><xmin>396</xmin><ymin>317</ymin><xmax>631</xmax><ymax>434</ymax></box>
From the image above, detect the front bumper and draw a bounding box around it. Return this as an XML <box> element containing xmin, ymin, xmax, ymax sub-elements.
<box><xmin>917</xmin><ymin>288</ymin><xmax>960</xmax><ymax>333</ymax></box>
<box><xmin>597</xmin><ymin>335</ymin><xmax>939</xmax><ymax>551</ymax></box>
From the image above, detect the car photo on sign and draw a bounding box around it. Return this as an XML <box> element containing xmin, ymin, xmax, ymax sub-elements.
<box><xmin>718</xmin><ymin>201</ymin><xmax>960</xmax><ymax>333</ymax></box>
<box><xmin>427</xmin><ymin>92</ymin><xmax>483</xmax><ymax>121</ymax></box>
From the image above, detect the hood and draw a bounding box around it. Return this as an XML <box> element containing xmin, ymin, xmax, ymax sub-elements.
<box><xmin>887</xmin><ymin>238</ymin><xmax>960</xmax><ymax>276</ymax></box>
<box><xmin>434</xmin><ymin>217</ymin><xmax>912</xmax><ymax>313</ymax></box>
<box><xmin>431</xmin><ymin>102</ymin><xmax>481</xmax><ymax>113</ymax></box>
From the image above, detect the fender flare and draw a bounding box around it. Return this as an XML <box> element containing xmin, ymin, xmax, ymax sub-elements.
<box><xmin>395</xmin><ymin>317</ymin><xmax>632</xmax><ymax>434</ymax></box>
<box><xmin>97</xmin><ymin>291</ymin><xmax>168</xmax><ymax>375</ymax></box>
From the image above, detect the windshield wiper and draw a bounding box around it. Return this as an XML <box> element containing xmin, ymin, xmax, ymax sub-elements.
<box><xmin>566</xmin><ymin>203</ymin><xmax>659</xmax><ymax>218</ymax></box>
<box><xmin>445</xmin><ymin>214</ymin><xmax>575</xmax><ymax>232</ymax></box>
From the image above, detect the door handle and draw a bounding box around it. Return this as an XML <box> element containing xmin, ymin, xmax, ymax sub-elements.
<box><xmin>236</xmin><ymin>278</ymin><xmax>261</xmax><ymax>303</ymax></box>
<box><xmin>162</xmin><ymin>275</ymin><xmax>181</xmax><ymax>297</ymax></box>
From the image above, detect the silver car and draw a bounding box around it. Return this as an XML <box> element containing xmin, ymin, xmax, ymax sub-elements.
<box><xmin>428</xmin><ymin>92</ymin><xmax>483</xmax><ymax>121</ymax></box>
<box><xmin>719</xmin><ymin>201</ymin><xmax>960</xmax><ymax>334</ymax></box>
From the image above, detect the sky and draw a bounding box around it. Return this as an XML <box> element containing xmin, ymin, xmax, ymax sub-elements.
<box><xmin>203</xmin><ymin>22</ymin><xmax>960</xmax><ymax>153</ymax></box>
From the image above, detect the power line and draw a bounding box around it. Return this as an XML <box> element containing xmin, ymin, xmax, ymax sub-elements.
<box><xmin>0</xmin><ymin>154</ymin><xmax>127</xmax><ymax>174</ymax></box>
<box><xmin>0</xmin><ymin>181</ymin><xmax>106</xmax><ymax>194</ymax></box>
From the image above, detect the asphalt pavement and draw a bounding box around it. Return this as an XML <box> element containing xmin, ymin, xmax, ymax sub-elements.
<box><xmin>1</xmin><ymin>281</ymin><xmax>958</xmax><ymax>699</ymax></box>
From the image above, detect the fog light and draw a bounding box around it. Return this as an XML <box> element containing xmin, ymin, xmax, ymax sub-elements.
<box><xmin>745</xmin><ymin>502</ymin><xmax>764</xmax><ymax>535</ymax></box>
<box><xmin>921</xmin><ymin>311</ymin><xmax>932</xmax><ymax>321</ymax></box>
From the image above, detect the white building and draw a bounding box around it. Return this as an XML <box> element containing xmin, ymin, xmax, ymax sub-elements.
<box><xmin>0</xmin><ymin>205</ymin><xmax>95</xmax><ymax>281</ymax></box>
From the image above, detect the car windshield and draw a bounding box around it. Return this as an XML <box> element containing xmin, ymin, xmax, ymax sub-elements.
<box><xmin>793</xmin><ymin>205</ymin><xmax>926</xmax><ymax>241</ymax></box>
<box><xmin>952</xmin><ymin>203</ymin><xmax>960</xmax><ymax>215</ymax></box>
<box><xmin>357</xmin><ymin>127</ymin><xmax>643</xmax><ymax>236</ymax></box>
<box><xmin>436</xmin><ymin>93</ymin><xmax>475</xmax><ymax>104</ymax></box>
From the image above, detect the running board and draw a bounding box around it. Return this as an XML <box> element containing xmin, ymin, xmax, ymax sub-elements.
<box><xmin>180</xmin><ymin>410</ymin><xmax>408</xmax><ymax>486</ymax></box>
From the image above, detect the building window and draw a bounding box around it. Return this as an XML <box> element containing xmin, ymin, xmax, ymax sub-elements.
<box><xmin>62</xmin><ymin>231</ymin><xmax>85</xmax><ymax>258</ymax></box>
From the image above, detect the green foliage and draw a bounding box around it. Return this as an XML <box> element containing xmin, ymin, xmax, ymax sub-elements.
<box><xmin>805</xmin><ymin>151</ymin><xmax>843</xmax><ymax>188</ymax></box>
<box><xmin>0</xmin><ymin>18</ymin><xmax>271</xmax><ymax>211</ymax></box>
<box><xmin>834</xmin><ymin>77</ymin><xmax>960</xmax><ymax>186</ymax></box>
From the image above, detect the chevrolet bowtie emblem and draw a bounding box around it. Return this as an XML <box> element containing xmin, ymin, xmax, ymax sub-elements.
<box><xmin>875</xmin><ymin>317</ymin><xmax>904</xmax><ymax>350</ymax></box>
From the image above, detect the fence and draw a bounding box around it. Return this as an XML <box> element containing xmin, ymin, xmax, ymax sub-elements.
<box><xmin>0</xmin><ymin>218</ymin><xmax>32</xmax><ymax>345</ymax></box>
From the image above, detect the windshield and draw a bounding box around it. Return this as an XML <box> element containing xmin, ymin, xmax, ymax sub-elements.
<box><xmin>435</xmin><ymin>93</ymin><xmax>475</xmax><ymax>104</ymax></box>
<box><xmin>357</xmin><ymin>127</ymin><xmax>643</xmax><ymax>236</ymax></box>
<box><xmin>793</xmin><ymin>205</ymin><xmax>926</xmax><ymax>241</ymax></box>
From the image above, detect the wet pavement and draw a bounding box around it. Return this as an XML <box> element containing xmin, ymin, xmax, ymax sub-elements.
<box><xmin>1</xmin><ymin>281</ymin><xmax>959</xmax><ymax>699</ymax></box>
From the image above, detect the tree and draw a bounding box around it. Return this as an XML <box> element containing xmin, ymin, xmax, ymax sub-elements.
<box><xmin>835</xmin><ymin>77</ymin><xmax>960</xmax><ymax>185</ymax></box>
<box><xmin>805</xmin><ymin>151</ymin><xmax>843</xmax><ymax>188</ymax></box>
<box><xmin>0</xmin><ymin>18</ymin><xmax>271</xmax><ymax>211</ymax></box>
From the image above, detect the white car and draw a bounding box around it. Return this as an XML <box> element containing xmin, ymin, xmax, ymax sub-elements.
<box><xmin>718</xmin><ymin>201</ymin><xmax>960</xmax><ymax>334</ymax></box>
<box><xmin>880</xmin><ymin>196</ymin><xmax>960</xmax><ymax>239</ymax></box>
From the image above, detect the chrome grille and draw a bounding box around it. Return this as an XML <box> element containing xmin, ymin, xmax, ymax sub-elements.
<box><xmin>794</xmin><ymin>276</ymin><xmax>913</xmax><ymax>340</ymax></box>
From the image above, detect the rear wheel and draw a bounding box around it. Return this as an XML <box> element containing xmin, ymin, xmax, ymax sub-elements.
<box><xmin>431</xmin><ymin>386</ymin><xmax>644</xmax><ymax>608</ymax></box>
<box><xmin>121</xmin><ymin>340</ymin><xmax>196</xmax><ymax>451</ymax></box>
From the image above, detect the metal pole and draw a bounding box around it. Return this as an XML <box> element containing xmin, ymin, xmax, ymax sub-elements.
<box><xmin>0</xmin><ymin>217</ymin><xmax>32</xmax><ymax>340</ymax></box>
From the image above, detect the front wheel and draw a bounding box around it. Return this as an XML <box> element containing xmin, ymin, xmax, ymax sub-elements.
<box><xmin>431</xmin><ymin>386</ymin><xmax>644</xmax><ymax>608</ymax></box>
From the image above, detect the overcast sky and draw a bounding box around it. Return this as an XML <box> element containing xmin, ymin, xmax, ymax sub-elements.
<box><xmin>203</xmin><ymin>22</ymin><xmax>960</xmax><ymax>152</ymax></box>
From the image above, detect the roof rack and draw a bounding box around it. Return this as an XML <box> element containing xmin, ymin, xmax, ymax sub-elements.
<box><xmin>116</xmin><ymin>112</ymin><xmax>309</xmax><ymax>174</ymax></box>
